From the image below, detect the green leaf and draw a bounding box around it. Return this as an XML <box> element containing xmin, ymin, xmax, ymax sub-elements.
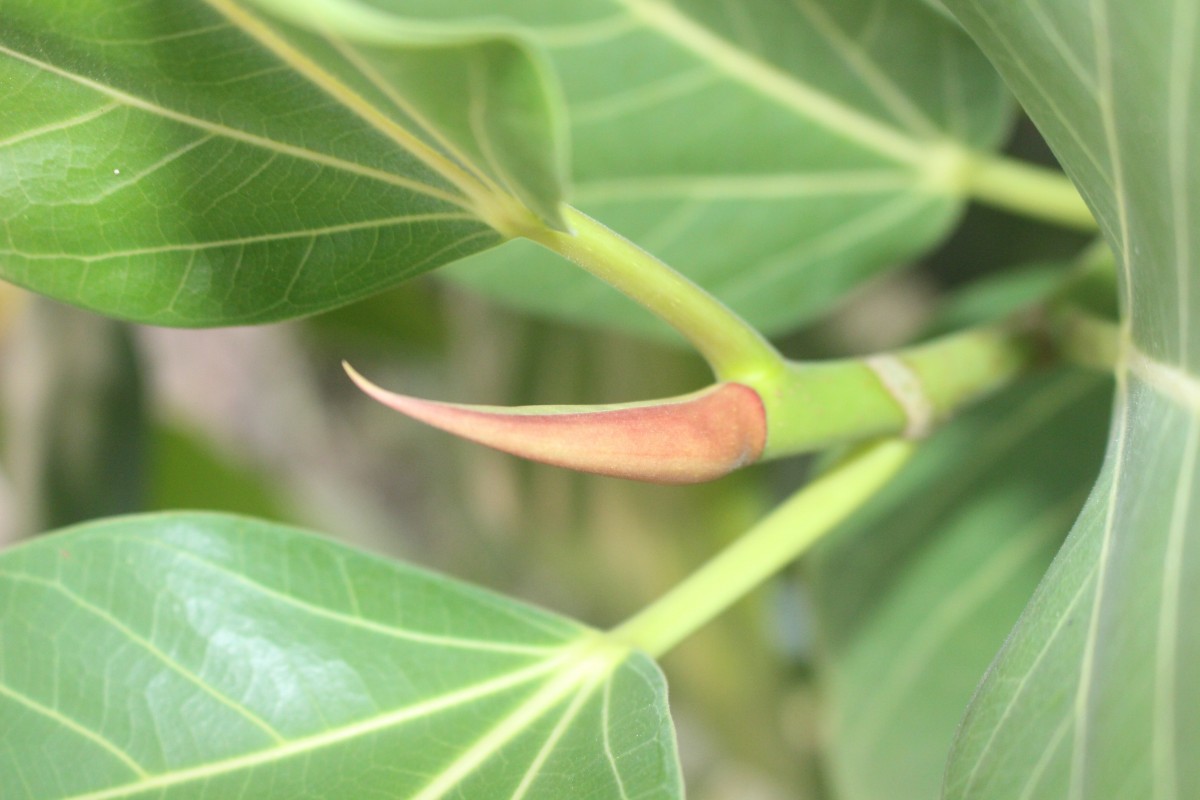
<box><xmin>939</xmin><ymin>0</ymin><xmax>1199</xmax><ymax>369</ymax></box>
<box><xmin>943</xmin><ymin>379</ymin><xmax>1200</xmax><ymax>800</ymax></box>
<box><xmin>241</xmin><ymin>0</ymin><xmax>568</xmax><ymax>229</ymax></box>
<box><xmin>147</xmin><ymin>424</ymin><xmax>291</xmax><ymax>523</ymax></box>
<box><xmin>0</xmin><ymin>513</ymin><xmax>682</xmax><ymax>799</ymax></box>
<box><xmin>437</xmin><ymin>0</ymin><xmax>1013</xmax><ymax>338</ymax></box>
<box><xmin>936</xmin><ymin>1</ymin><xmax>1200</xmax><ymax>797</ymax></box>
<box><xmin>807</xmin><ymin>370</ymin><xmax>1111</xmax><ymax>800</ymax></box>
<box><xmin>0</xmin><ymin>0</ymin><xmax>565</xmax><ymax>325</ymax></box>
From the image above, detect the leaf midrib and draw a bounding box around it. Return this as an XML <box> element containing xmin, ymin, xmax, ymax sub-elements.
<box><xmin>103</xmin><ymin>532</ymin><xmax>572</xmax><ymax>655</ymax></box>
<box><xmin>202</xmin><ymin>0</ymin><xmax>502</xmax><ymax>217</ymax></box>
<box><xmin>1125</xmin><ymin>343</ymin><xmax>1200</xmax><ymax>413</ymax></box>
<box><xmin>0</xmin><ymin>43</ymin><xmax>468</xmax><ymax>209</ymax></box>
<box><xmin>408</xmin><ymin>647</ymin><xmax>622</xmax><ymax>800</ymax></box>
<box><xmin>41</xmin><ymin>649</ymin><xmax>581</xmax><ymax>800</ymax></box>
<box><xmin>613</xmin><ymin>0</ymin><xmax>940</xmax><ymax>166</ymax></box>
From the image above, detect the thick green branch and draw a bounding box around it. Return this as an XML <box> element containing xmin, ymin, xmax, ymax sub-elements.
<box><xmin>610</xmin><ymin>439</ymin><xmax>914</xmax><ymax>658</ymax></box>
<box><xmin>758</xmin><ymin>321</ymin><xmax>1040</xmax><ymax>458</ymax></box>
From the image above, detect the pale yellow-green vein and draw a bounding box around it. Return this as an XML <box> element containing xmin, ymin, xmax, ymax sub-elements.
<box><xmin>0</xmin><ymin>43</ymin><xmax>469</xmax><ymax>208</ymax></box>
<box><xmin>0</xmin><ymin>570</ymin><xmax>286</xmax><ymax>745</ymax></box>
<box><xmin>0</xmin><ymin>681</ymin><xmax>149</xmax><ymax>779</ymax></box>
<box><xmin>201</xmin><ymin>0</ymin><xmax>502</xmax><ymax>222</ymax></box>
<box><xmin>102</xmin><ymin>533</ymin><xmax>571</xmax><ymax>655</ymax></box>
<box><xmin>55</xmin><ymin>654</ymin><xmax>569</xmax><ymax>800</ymax></box>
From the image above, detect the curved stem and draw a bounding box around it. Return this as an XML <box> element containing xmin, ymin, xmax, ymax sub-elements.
<box><xmin>960</xmin><ymin>152</ymin><xmax>1097</xmax><ymax>231</ymax></box>
<box><xmin>523</xmin><ymin>202</ymin><xmax>1053</xmax><ymax>460</ymax></box>
<box><xmin>610</xmin><ymin>439</ymin><xmax>914</xmax><ymax>658</ymax></box>
<box><xmin>518</xmin><ymin>206</ymin><xmax>788</xmax><ymax>384</ymax></box>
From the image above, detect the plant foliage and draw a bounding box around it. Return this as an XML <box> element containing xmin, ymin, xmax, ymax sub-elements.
<box><xmin>0</xmin><ymin>514</ymin><xmax>679</xmax><ymax>798</ymax></box>
<box><xmin>0</xmin><ymin>0</ymin><xmax>1196</xmax><ymax>798</ymax></box>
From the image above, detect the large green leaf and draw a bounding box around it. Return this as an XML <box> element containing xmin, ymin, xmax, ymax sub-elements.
<box><xmin>0</xmin><ymin>0</ymin><xmax>564</xmax><ymax>325</ymax></box>
<box><xmin>0</xmin><ymin>513</ymin><xmax>681</xmax><ymax>798</ymax></box>
<box><xmin>937</xmin><ymin>1</ymin><xmax>1200</xmax><ymax>797</ymax></box>
<box><xmin>807</xmin><ymin>370</ymin><xmax>1111</xmax><ymax>800</ymax></box>
<box><xmin>435</xmin><ymin>0</ymin><xmax>1013</xmax><ymax>338</ymax></box>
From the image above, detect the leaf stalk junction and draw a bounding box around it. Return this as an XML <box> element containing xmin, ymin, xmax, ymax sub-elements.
<box><xmin>350</xmin><ymin>182</ymin><xmax>1108</xmax><ymax>653</ymax></box>
<box><xmin>518</xmin><ymin>171</ymin><xmax>1109</xmax><ymax>638</ymax></box>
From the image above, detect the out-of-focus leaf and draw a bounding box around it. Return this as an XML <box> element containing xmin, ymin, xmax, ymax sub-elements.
<box><xmin>1</xmin><ymin>300</ymin><xmax>144</xmax><ymax>535</ymax></box>
<box><xmin>148</xmin><ymin>423</ymin><xmax>290</xmax><ymax>522</ymax></box>
<box><xmin>0</xmin><ymin>513</ymin><xmax>683</xmax><ymax>799</ymax></box>
<box><xmin>0</xmin><ymin>0</ymin><xmax>565</xmax><ymax>325</ymax></box>
<box><xmin>936</xmin><ymin>1</ymin><xmax>1200</xmax><ymax>797</ymax></box>
<box><xmin>924</xmin><ymin>263</ymin><xmax>1070</xmax><ymax>334</ymax></box>
<box><xmin>807</xmin><ymin>370</ymin><xmax>1111</xmax><ymax>800</ymax></box>
<box><xmin>433</xmin><ymin>0</ymin><xmax>1013</xmax><ymax>338</ymax></box>
<box><xmin>303</xmin><ymin>280</ymin><xmax>446</xmax><ymax>351</ymax></box>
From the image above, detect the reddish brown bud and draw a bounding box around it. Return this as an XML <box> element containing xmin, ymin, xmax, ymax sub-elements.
<box><xmin>344</xmin><ymin>362</ymin><xmax>766</xmax><ymax>484</ymax></box>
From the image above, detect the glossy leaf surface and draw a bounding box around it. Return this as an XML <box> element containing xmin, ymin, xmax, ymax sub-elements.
<box><xmin>0</xmin><ymin>513</ymin><xmax>681</xmax><ymax>798</ymax></box>
<box><xmin>0</xmin><ymin>0</ymin><xmax>564</xmax><ymax>325</ymax></box>
<box><xmin>937</xmin><ymin>1</ymin><xmax>1200</xmax><ymax>797</ymax></box>
<box><xmin>440</xmin><ymin>0</ymin><xmax>1013</xmax><ymax>337</ymax></box>
<box><xmin>808</xmin><ymin>371</ymin><xmax>1111</xmax><ymax>800</ymax></box>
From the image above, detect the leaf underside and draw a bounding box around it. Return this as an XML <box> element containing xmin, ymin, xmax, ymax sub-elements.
<box><xmin>936</xmin><ymin>1</ymin><xmax>1200</xmax><ymax>797</ymax></box>
<box><xmin>809</xmin><ymin>370</ymin><xmax>1112</xmax><ymax>800</ymax></box>
<box><xmin>0</xmin><ymin>513</ymin><xmax>682</xmax><ymax>799</ymax></box>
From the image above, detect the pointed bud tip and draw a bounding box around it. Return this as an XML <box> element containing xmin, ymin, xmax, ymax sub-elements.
<box><xmin>343</xmin><ymin>363</ymin><xmax>766</xmax><ymax>484</ymax></box>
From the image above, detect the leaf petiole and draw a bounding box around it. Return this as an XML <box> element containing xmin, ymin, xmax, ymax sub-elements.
<box><xmin>610</xmin><ymin>438</ymin><xmax>915</xmax><ymax>658</ymax></box>
<box><xmin>957</xmin><ymin>150</ymin><xmax>1097</xmax><ymax>231</ymax></box>
<box><xmin>518</xmin><ymin>206</ymin><xmax>790</xmax><ymax>384</ymax></box>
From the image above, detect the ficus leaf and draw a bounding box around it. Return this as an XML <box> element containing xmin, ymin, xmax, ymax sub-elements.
<box><xmin>437</xmin><ymin>0</ymin><xmax>1015</xmax><ymax>339</ymax></box>
<box><xmin>0</xmin><ymin>513</ymin><xmax>683</xmax><ymax>799</ymax></box>
<box><xmin>0</xmin><ymin>0</ymin><xmax>565</xmax><ymax>325</ymax></box>
<box><xmin>935</xmin><ymin>1</ymin><xmax>1200</xmax><ymax>797</ymax></box>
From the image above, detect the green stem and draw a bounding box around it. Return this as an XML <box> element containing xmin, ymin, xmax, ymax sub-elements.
<box><xmin>519</xmin><ymin>206</ymin><xmax>788</xmax><ymax>384</ymax></box>
<box><xmin>518</xmin><ymin>194</ymin><xmax>1087</xmax><ymax>465</ymax></box>
<box><xmin>758</xmin><ymin>320</ymin><xmax>1038</xmax><ymax>458</ymax></box>
<box><xmin>960</xmin><ymin>152</ymin><xmax>1097</xmax><ymax>231</ymax></box>
<box><xmin>610</xmin><ymin>439</ymin><xmax>914</xmax><ymax>658</ymax></box>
